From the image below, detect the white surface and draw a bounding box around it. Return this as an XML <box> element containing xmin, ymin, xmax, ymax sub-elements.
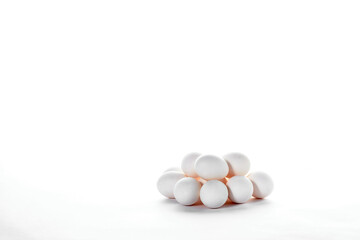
<box><xmin>1</xmin><ymin>0</ymin><xmax>360</xmax><ymax>239</ymax></box>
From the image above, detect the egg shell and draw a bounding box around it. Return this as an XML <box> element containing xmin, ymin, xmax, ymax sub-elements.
<box><xmin>223</xmin><ymin>152</ymin><xmax>250</xmax><ymax>177</ymax></box>
<box><xmin>174</xmin><ymin>177</ymin><xmax>201</xmax><ymax>205</ymax></box>
<box><xmin>181</xmin><ymin>152</ymin><xmax>201</xmax><ymax>177</ymax></box>
<box><xmin>248</xmin><ymin>171</ymin><xmax>274</xmax><ymax>199</ymax></box>
<box><xmin>195</xmin><ymin>154</ymin><xmax>229</xmax><ymax>180</ymax></box>
<box><xmin>226</xmin><ymin>176</ymin><xmax>253</xmax><ymax>203</ymax></box>
<box><xmin>157</xmin><ymin>171</ymin><xmax>185</xmax><ymax>198</ymax></box>
<box><xmin>200</xmin><ymin>180</ymin><xmax>228</xmax><ymax>208</ymax></box>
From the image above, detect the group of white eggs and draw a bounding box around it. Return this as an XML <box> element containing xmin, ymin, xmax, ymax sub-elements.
<box><xmin>157</xmin><ymin>152</ymin><xmax>274</xmax><ymax>209</ymax></box>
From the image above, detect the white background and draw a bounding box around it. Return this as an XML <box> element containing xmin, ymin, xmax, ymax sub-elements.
<box><xmin>1</xmin><ymin>1</ymin><xmax>360</xmax><ymax>239</ymax></box>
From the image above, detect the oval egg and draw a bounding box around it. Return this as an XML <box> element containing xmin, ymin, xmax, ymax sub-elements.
<box><xmin>248</xmin><ymin>171</ymin><xmax>274</xmax><ymax>199</ymax></box>
<box><xmin>174</xmin><ymin>177</ymin><xmax>201</xmax><ymax>205</ymax></box>
<box><xmin>226</xmin><ymin>176</ymin><xmax>253</xmax><ymax>203</ymax></box>
<box><xmin>195</xmin><ymin>154</ymin><xmax>229</xmax><ymax>180</ymax></box>
<box><xmin>181</xmin><ymin>152</ymin><xmax>201</xmax><ymax>177</ymax></box>
<box><xmin>157</xmin><ymin>171</ymin><xmax>185</xmax><ymax>198</ymax></box>
<box><xmin>200</xmin><ymin>180</ymin><xmax>228</xmax><ymax>208</ymax></box>
<box><xmin>223</xmin><ymin>152</ymin><xmax>250</xmax><ymax>177</ymax></box>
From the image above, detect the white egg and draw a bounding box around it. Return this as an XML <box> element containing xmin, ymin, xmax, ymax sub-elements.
<box><xmin>157</xmin><ymin>171</ymin><xmax>185</xmax><ymax>198</ymax></box>
<box><xmin>163</xmin><ymin>167</ymin><xmax>182</xmax><ymax>173</ymax></box>
<box><xmin>200</xmin><ymin>180</ymin><xmax>228</xmax><ymax>208</ymax></box>
<box><xmin>174</xmin><ymin>177</ymin><xmax>201</xmax><ymax>205</ymax></box>
<box><xmin>248</xmin><ymin>171</ymin><xmax>274</xmax><ymax>199</ymax></box>
<box><xmin>195</xmin><ymin>154</ymin><xmax>229</xmax><ymax>180</ymax></box>
<box><xmin>226</xmin><ymin>176</ymin><xmax>253</xmax><ymax>203</ymax></box>
<box><xmin>223</xmin><ymin>152</ymin><xmax>250</xmax><ymax>177</ymax></box>
<box><xmin>181</xmin><ymin>152</ymin><xmax>201</xmax><ymax>177</ymax></box>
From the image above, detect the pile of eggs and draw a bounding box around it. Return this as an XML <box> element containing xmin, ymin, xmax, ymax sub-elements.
<box><xmin>157</xmin><ymin>152</ymin><xmax>274</xmax><ymax>209</ymax></box>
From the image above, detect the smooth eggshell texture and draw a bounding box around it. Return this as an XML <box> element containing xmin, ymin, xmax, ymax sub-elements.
<box><xmin>164</xmin><ymin>167</ymin><xmax>182</xmax><ymax>173</ymax></box>
<box><xmin>248</xmin><ymin>171</ymin><xmax>274</xmax><ymax>199</ymax></box>
<box><xmin>226</xmin><ymin>176</ymin><xmax>253</xmax><ymax>203</ymax></box>
<box><xmin>195</xmin><ymin>155</ymin><xmax>229</xmax><ymax>180</ymax></box>
<box><xmin>181</xmin><ymin>152</ymin><xmax>201</xmax><ymax>177</ymax></box>
<box><xmin>157</xmin><ymin>171</ymin><xmax>185</xmax><ymax>198</ymax></box>
<box><xmin>200</xmin><ymin>180</ymin><xmax>228</xmax><ymax>208</ymax></box>
<box><xmin>174</xmin><ymin>177</ymin><xmax>201</xmax><ymax>205</ymax></box>
<box><xmin>223</xmin><ymin>152</ymin><xmax>250</xmax><ymax>177</ymax></box>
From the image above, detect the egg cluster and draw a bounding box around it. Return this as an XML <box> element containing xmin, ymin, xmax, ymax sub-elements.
<box><xmin>157</xmin><ymin>152</ymin><xmax>274</xmax><ymax>209</ymax></box>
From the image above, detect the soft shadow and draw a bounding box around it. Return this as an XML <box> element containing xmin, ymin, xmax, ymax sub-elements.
<box><xmin>172</xmin><ymin>198</ymin><xmax>271</xmax><ymax>213</ymax></box>
<box><xmin>161</xmin><ymin>198</ymin><xmax>178</xmax><ymax>205</ymax></box>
